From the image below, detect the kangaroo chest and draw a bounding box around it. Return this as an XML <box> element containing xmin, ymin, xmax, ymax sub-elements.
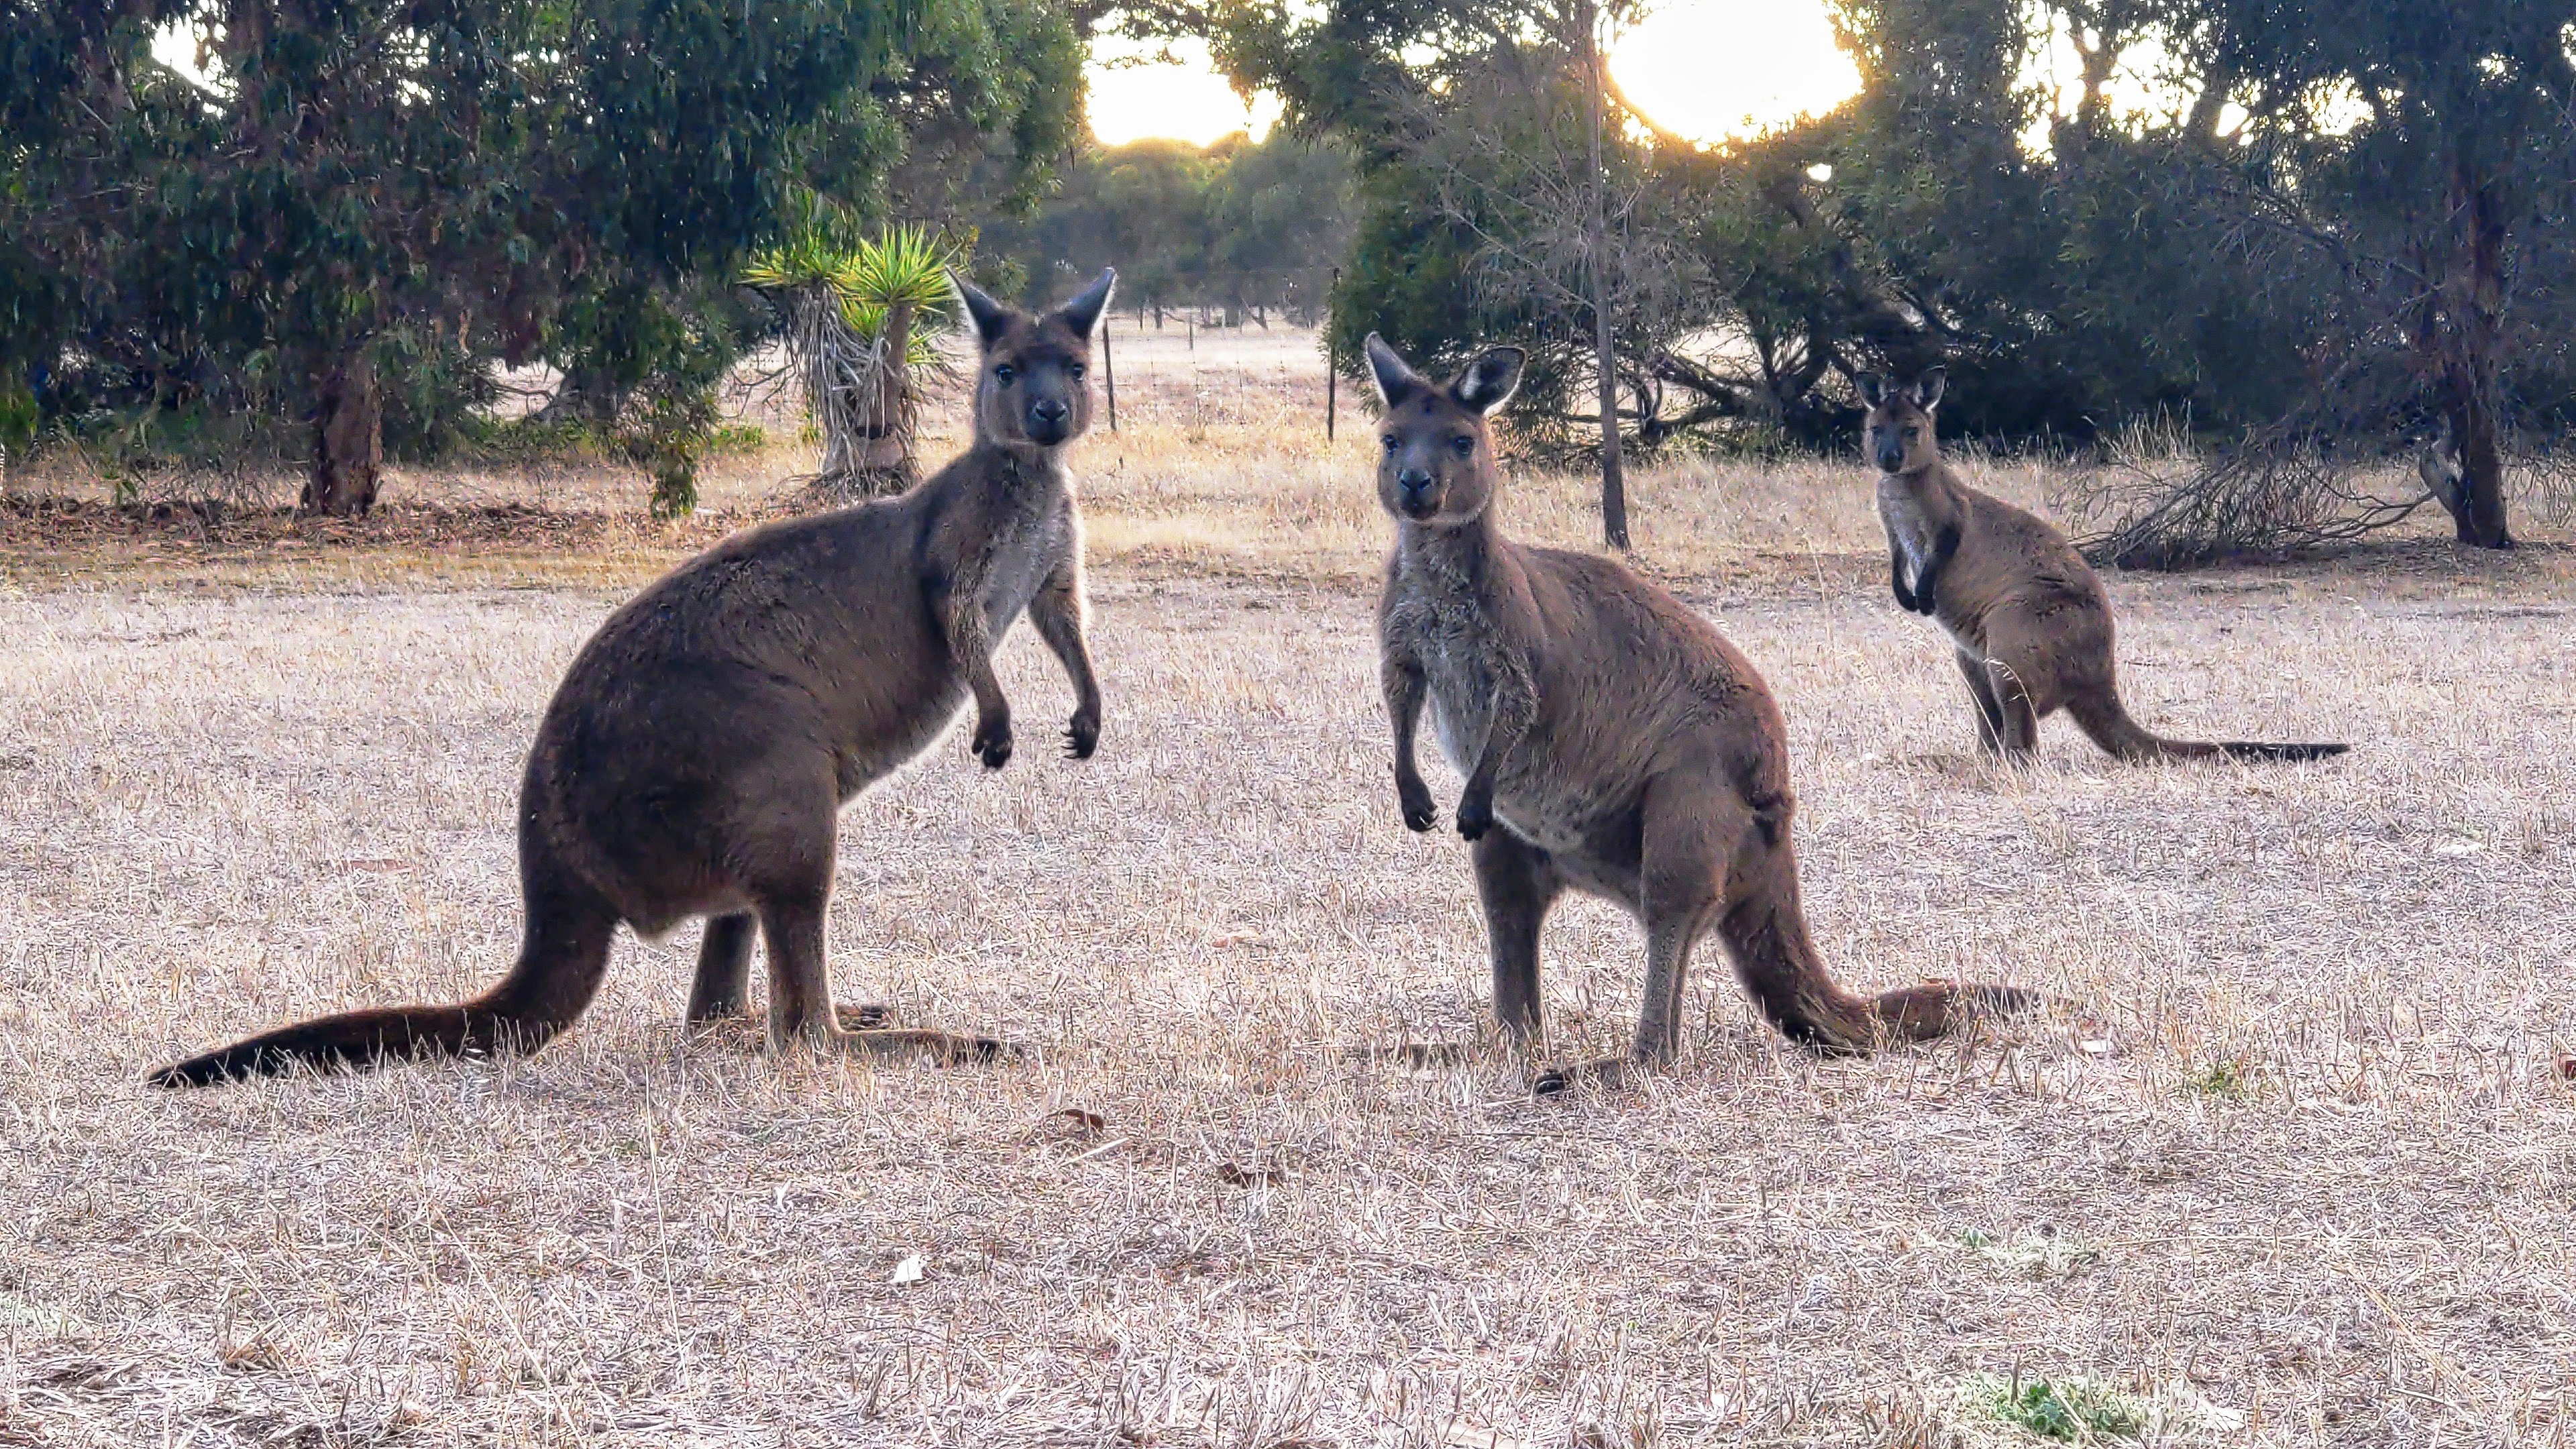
<box><xmin>1384</xmin><ymin>576</ymin><xmax>1509</xmax><ymax>769</ymax></box>
<box><xmin>1876</xmin><ymin>480</ymin><xmax>1939</xmax><ymax>586</ymax></box>
<box><xmin>975</xmin><ymin>488</ymin><xmax>1073</xmax><ymax>635</ymax></box>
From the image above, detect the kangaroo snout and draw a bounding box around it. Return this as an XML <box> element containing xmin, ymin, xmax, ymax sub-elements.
<box><xmin>1027</xmin><ymin>398</ymin><xmax>1072</xmax><ymax>442</ymax></box>
<box><xmin>1875</xmin><ymin>439</ymin><xmax>1906</xmax><ymax>472</ymax></box>
<box><xmin>1396</xmin><ymin>467</ymin><xmax>1438</xmax><ymax>516</ymax></box>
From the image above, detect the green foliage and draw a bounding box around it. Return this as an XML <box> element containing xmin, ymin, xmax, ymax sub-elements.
<box><xmin>745</xmin><ymin>223</ymin><xmax>964</xmax><ymax>366</ymax></box>
<box><xmin>1</xmin><ymin>0</ymin><xmax>1079</xmax><ymax>511</ymax></box>
<box><xmin>1960</xmin><ymin>1373</ymin><xmax>2149</xmax><ymax>1442</ymax></box>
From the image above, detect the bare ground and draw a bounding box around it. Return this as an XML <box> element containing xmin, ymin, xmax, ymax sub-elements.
<box><xmin>3</xmin><ymin>329</ymin><xmax>2576</xmax><ymax>1447</ymax></box>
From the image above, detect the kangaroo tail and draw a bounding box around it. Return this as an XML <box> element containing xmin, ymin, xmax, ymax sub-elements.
<box><xmin>2067</xmin><ymin>688</ymin><xmax>2346</xmax><ymax>765</ymax></box>
<box><xmin>1718</xmin><ymin>869</ymin><xmax>2035</xmax><ymax>1053</ymax></box>
<box><xmin>150</xmin><ymin>1004</ymin><xmax>538</xmax><ymax>1087</ymax></box>
<box><xmin>152</xmin><ymin>864</ymin><xmax>619</xmax><ymax>1088</ymax></box>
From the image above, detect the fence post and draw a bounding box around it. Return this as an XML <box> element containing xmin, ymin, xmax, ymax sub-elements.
<box><xmin>1102</xmin><ymin>314</ymin><xmax>1118</xmax><ymax>433</ymax></box>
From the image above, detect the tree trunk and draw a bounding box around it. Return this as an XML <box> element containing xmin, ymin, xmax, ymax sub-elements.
<box><xmin>857</xmin><ymin>301</ymin><xmax>916</xmax><ymax>477</ymax></box>
<box><xmin>2441</xmin><ymin>159</ymin><xmax>2513</xmax><ymax>549</ymax></box>
<box><xmin>302</xmin><ymin>350</ymin><xmax>382</xmax><ymax>517</ymax></box>
<box><xmin>1582</xmin><ymin>1</ymin><xmax>1629</xmax><ymax>551</ymax></box>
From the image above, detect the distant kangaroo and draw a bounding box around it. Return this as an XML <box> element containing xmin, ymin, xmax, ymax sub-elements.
<box><xmin>1860</xmin><ymin>370</ymin><xmax>2347</xmax><ymax>764</ymax></box>
<box><xmin>1366</xmin><ymin>336</ymin><xmax>2031</xmax><ymax>1088</ymax></box>
<box><xmin>155</xmin><ymin>270</ymin><xmax>1118</xmax><ymax>1087</ymax></box>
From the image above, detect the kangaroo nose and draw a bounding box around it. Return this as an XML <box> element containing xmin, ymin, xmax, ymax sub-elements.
<box><xmin>1876</xmin><ymin>441</ymin><xmax>1904</xmax><ymax>471</ymax></box>
<box><xmin>1031</xmin><ymin>399</ymin><xmax>1070</xmax><ymax>424</ymax></box>
<box><xmin>1397</xmin><ymin>468</ymin><xmax>1434</xmax><ymax>494</ymax></box>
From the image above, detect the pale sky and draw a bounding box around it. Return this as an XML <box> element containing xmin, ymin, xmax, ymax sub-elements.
<box><xmin>1088</xmin><ymin>0</ymin><xmax>2238</xmax><ymax>150</ymax></box>
<box><xmin>1088</xmin><ymin>1</ymin><xmax>1868</xmax><ymax>148</ymax></box>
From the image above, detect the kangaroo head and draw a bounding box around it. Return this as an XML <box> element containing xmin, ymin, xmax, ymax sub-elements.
<box><xmin>955</xmin><ymin>268</ymin><xmax>1116</xmax><ymax>449</ymax></box>
<box><xmin>1363</xmin><ymin>333</ymin><xmax>1523</xmax><ymax>525</ymax></box>
<box><xmin>1856</xmin><ymin>368</ymin><xmax>1946</xmax><ymax>474</ymax></box>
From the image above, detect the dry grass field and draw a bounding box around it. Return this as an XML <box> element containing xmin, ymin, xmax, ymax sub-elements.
<box><xmin>5</xmin><ymin>327</ymin><xmax>2576</xmax><ymax>1447</ymax></box>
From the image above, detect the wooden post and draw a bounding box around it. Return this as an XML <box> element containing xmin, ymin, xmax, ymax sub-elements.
<box><xmin>1102</xmin><ymin>314</ymin><xmax>1118</xmax><ymax>433</ymax></box>
<box><xmin>1326</xmin><ymin>266</ymin><xmax>1340</xmax><ymax>441</ymax></box>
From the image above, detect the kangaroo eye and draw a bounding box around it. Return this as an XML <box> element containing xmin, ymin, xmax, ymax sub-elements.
<box><xmin>995</xmin><ymin>365</ymin><xmax>1017</xmax><ymax>384</ymax></box>
<box><xmin>1904</xmin><ymin>427</ymin><xmax>1919</xmax><ymax>440</ymax></box>
<box><xmin>1067</xmin><ymin>364</ymin><xmax>1085</xmax><ymax>380</ymax></box>
<box><xmin>1381</xmin><ymin>435</ymin><xmax>1399</xmax><ymax>453</ymax></box>
<box><xmin>1450</xmin><ymin>435</ymin><xmax>1475</xmax><ymax>457</ymax></box>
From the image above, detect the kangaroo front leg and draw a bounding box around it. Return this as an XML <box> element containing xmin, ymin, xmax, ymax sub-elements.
<box><xmin>1028</xmin><ymin>557</ymin><xmax>1102</xmax><ymax>759</ymax></box>
<box><xmin>939</xmin><ymin>582</ymin><xmax>1012</xmax><ymax>769</ymax></box>
<box><xmin>1456</xmin><ymin>657</ymin><xmax>1535</xmax><ymax>842</ymax></box>
<box><xmin>1913</xmin><ymin>521</ymin><xmax>1962</xmax><ymax>616</ymax></box>
<box><xmin>1383</xmin><ymin>653</ymin><xmax>1438</xmax><ymax>830</ymax></box>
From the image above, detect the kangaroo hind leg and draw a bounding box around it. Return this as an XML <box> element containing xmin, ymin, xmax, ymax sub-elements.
<box><xmin>1955</xmin><ymin>647</ymin><xmax>2008</xmax><ymax>754</ymax></box>
<box><xmin>1473</xmin><ymin>828</ymin><xmax>1562</xmax><ymax>1046</ymax></box>
<box><xmin>1534</xmin><ymin>773</ymin><xmax>1725</xmax><ymax>1095</ymax></box>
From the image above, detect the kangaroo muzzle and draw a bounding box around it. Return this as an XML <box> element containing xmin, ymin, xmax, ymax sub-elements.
<box><xmin>1026</xmin><ymin>398</ymin><xmax>1072</xmax><ymax>444</ymax></box>
<box><xmin>1396</xmin><ymin>467</ymin><xmax>1438</xmax><ymax>517</ymax></box>
<box><xmin>1876</xmin><ymin>438</ymin><xmax>1906</xmax><ymax>472</ymax></box>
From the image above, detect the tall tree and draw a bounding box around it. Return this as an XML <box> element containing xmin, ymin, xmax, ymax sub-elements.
<box><xmin>2188</xmin><ymin>0</ymin><xmax>2576</xmax><ymax>548</ymax></box>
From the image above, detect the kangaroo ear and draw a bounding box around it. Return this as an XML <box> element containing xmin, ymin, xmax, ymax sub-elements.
<box><xmin>1451</xmin><ymin>347</ymin><xmax>1524</xmax><ymax>415</ymax></box>
<box><xmin>1364</xmin><ymin>333</ymin><xmax>1423</xmax><ymax>409</ymax></box>
<box><xmin>1055</xmin><ymin>268</ymin><xmax>1116</xmax><ymax>341</ymax></box>
<box><xmin>954</xmin><ymin>274</ymin><xmax>1016</xmax><ymax>348</ymax></box>
<box><xmin>1913</xmin><ymin>368</ymin><xmax>1947</xmax><ymax>411</ymax></box>
<box><xmin>1855</xmin><ymin>371</ymin><xmax>1886</xmax><ymax>408</ymax></box>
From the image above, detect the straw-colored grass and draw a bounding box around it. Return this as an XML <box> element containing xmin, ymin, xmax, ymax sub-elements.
<box><xmin>3</xmin><ymin>327</ymin><xmax>2575</xmax><ymax>1446</ymax></box>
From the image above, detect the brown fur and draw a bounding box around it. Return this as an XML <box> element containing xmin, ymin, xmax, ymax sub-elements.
<box><xmin>154</xmin><ymin>270</ymin><xmax>1119</xmax><ymax>1087</ymax></box>
<box><xmin>1860</xmin><ymin>370</ymin><xmax>2349</xmax><ymax>764</ymax></box>
<box><xmin>1366</xmin><ymin>337</ymin><xmax>2032</xmax><ymax>1090</ymax></box>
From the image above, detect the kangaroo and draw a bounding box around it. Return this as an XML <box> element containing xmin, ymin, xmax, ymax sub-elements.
<box><xmin>1366</xmin><ymin>336</ymin><xmax>2032</xmax><ymax>1089</ymax></box>
<box><xmin>1860</xmin><ymin>369</ymin><xmax>2348</xmax><ymax>764</ymax></box>
<box><xmin>154</xmin><ymin>270</ymin><xmax>1118</xmax><ymax>1087</ymax></box>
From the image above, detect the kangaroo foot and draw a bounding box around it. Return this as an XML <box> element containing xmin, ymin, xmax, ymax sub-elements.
<box><xmin>835</xmin><ymin>1002</ymin><xmax>894</xmax><ymax>1031</ymax></box>
<box><xmin>1530</xmin><ymin>1053</ymin><xmax>1652</xmax><ymax>1096</ymax></box>
<box><xmin>812</xmin><ymin>1026</ymin><xmax>1028</xmax><ymax>1065</ymax></box>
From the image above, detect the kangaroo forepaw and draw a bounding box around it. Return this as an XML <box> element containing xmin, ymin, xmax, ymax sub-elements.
<box><xmin>972</xmin><ymin>715</ymin><xmax>1014</xmax><ymax>769</ymax></box>
<box><xmin>1064</xmin><ymin>708</ymin><xmax>1099</xmax><ymax>760</ymax></box>
<box><xmin>1455</xmin><ymin>794</ymin><xmax>1494</xmax><ymax>841</ymax></box>
<box><xmin>1397</xmin><ymin>777</ymin><xmax>1438</xmax><ymax>832</ymax></box>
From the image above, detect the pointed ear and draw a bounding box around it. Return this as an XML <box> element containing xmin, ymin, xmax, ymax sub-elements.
<box><xmin>954</xmin><ymin>273</ymin><xmax>1016</xmax><ymax>348</ymax></box>
<box><xmin>1913</xmin><ymin>367</ymin><xmax>1947</xmax><ymax>411</ymax></box>
<box><xmin>1054</xmin><ymin>267</ymin><xmax>1116</xmax><ymax>341</ymax></box>
<box><xmin>1363</xmin><ymin>333</ymin><xmax>1423</xmax><ymax>409</ymax></box>
<box><xmin>1855</xmin><ymin>371</ymin><xmax>1885</xmax><ymax>408</ymax></box>
<box><xmin>1450</xmin><ymin>347</ymin><xmax>1523</xmax><ymax>415</ymax></box>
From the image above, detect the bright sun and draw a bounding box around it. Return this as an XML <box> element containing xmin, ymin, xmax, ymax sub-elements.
<box><xmin>1084</xmin><ymin>0</ymin><xmax>1863</xmax><ymax>150</ymax></box>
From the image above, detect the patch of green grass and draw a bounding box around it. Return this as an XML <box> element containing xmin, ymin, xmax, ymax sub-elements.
<box><xmin>2186</xmin><ymin>1057</ymin><xmax>2254</xmax><ymax>1101</ymax></box>
<box><xmin>1960</xmin><ymin>1373</ymin><xmax>2148</xmax><ymax>1442</ymax></box>
<box><xmin>707</xmin><ymin>422</ymin><xmax>767</xmax><ymax>455</ymax></box>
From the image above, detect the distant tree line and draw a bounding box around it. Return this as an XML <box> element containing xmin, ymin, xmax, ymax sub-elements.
<box><xmin>1175</xmin><ymin>0</ymin><xmax>2576</xmax><ymax>558</ymax></box>
<box><xmin>1</xmin><ymin>0</ymin><xmax>1084</xmax><ymax>515</ymax></box>
<box><xmin>979</xmin><ymin>131</ymin><xmax>1356</xmax><ymax>327</ymax></box>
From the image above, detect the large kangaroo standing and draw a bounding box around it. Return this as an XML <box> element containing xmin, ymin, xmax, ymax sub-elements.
<box><xmin>156</xmin><ymin>270</ymin><xmax>1116</xmax><ymax>1087</ymax></box>
<box><xmin>1366</xmin><ymin>337</ymin><xmax>2032</xmax><ymax>1090</ymax></box>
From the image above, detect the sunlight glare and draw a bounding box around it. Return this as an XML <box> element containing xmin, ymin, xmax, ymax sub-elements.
<box><xmin>1087</xmin><ymin>38</ymin><xmax>1283</xmax><ymax>148</ymax></box>
<box><xmin>1609</xmin><ymin>1</ymin><xmax>1862</xmax><ymax>145</ymax></box>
